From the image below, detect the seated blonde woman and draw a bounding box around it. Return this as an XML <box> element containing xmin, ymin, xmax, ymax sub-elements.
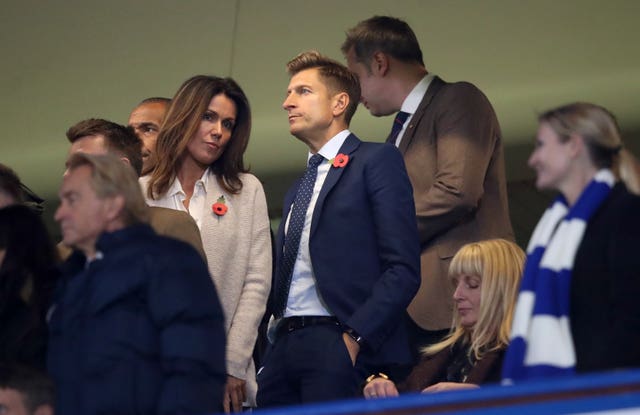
<box><xmin>364</xmin><ymin>239</ymin><xmax>524</xmax><ymax>397</ymax></box>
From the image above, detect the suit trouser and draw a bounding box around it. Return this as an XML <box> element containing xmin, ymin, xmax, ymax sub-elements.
<box><xmin>256</xmin><ymin>322</ymin><xmax>363</xmax><ymax>408</ymax></box>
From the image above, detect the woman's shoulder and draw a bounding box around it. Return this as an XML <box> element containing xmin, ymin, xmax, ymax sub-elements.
<box><xmin>139</xmin><ymin>174</ymin><xmax>151</xmax><ymax>188</ymax></box>
<box><xmin>233</xmin><ymin>173</ymin><xmax>267</xmax><ymax>199</ymax></box>
<box><xmin>238</xmin><ymin>172</ymin><xmax>263</xmax><ymax>188</ymax></box>
<box><xmin>597</xmin><ymin>182</ymin><xmax>640</xmax><ymax>221</ymax></box>
<box><xmin>613</xmin><ymin>182</ymin><xmax>640</xmax><ymax>205</ymax></box>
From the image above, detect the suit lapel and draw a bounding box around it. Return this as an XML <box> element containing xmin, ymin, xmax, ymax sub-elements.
<box><xmin>309</xmin><ymin>134</ymin><xmax>361</xmax><ymax>238</ymax></box>
<box><xmin>398</xmin><ymin>75</ymin><xmax>445</xmax><ymax>154</ymax></box>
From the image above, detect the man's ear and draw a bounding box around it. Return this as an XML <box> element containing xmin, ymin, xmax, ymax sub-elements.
<box><xmin>371</xmin><ymin>51</ymin><xmax>389</xmax><ymax>76</ymax></box>
<box><xmin>104</xmin><ymin>194</ymin><xmax>126</xmax><ymax>222</ymax></box>
<box><xmin>332</xmin><ymin>92</ymin><xmax>349</xmax><ymax>118</ymax></box>
<box><xmin>120</xmin><ymin>156</ymin><xmax>132</xmax><ymax>167</ymax></box>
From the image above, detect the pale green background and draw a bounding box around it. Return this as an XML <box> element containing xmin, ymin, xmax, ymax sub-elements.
<box><xmin>2</xmin><ymin>0</ymin><xmax>639</xmax><ymax>238</ymax></box>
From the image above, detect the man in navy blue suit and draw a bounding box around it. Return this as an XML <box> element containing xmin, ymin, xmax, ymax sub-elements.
<box><xmin>256</xmin><ymin>50</ymin><xmax>421</xmax><ymax>407</ymax></box>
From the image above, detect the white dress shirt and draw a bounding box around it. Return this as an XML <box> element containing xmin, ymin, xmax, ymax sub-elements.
<box><xmin>394</xmin><ymin>73</ymin><xmax>435</xmax><ymax>147</ymax></box>
<box><xmin>140</xmin><ymin>168</ymin><xmax>210</xmax><ymax>230</ymax></box>
<box><xmin>283</xmin><ymin>129</ymin><xmax>351</xmax><ymax>317</ymax></box>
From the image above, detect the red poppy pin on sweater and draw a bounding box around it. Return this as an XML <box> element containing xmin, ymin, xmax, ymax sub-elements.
<box><xmin>330</xmin><ymin>153</ymin><xmax>349</xmax><ymax>168</ymax></box>
<box><xmin>212</xmin><ymin>195</ymin><xmax>228</xmax><ymax>216</ymax></box>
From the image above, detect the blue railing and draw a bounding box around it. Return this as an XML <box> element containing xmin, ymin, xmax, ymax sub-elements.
<box><xmin>249</xmin><ymin>369</ymin><xmax>640</xmax><ymax>414</ymax></box>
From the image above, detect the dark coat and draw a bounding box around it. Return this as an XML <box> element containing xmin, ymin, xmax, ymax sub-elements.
<box><xmin>399</xmin><ymin>343</ymin><xmax>504</xmax><ymax>392</ymax></box>
<box><xmin>0</xmin><ymin>296</ymin><xmax>48</xmax><ymax>370</ymax></box>
<box><xmin>571</xmin><ymin>183</ymin><xmax>640</xmax><ymax>372</ymax></box>
<box><xmin>47</xmin><ymin>224</ymin><xmax>226</xmax><ymax>415</ymax></box>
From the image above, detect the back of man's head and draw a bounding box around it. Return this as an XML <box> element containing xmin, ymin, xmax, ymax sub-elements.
<box><xmin>341</xmin><ymin>15</ymin><xmax>424</xmax><ymax>67</ymax></box>
<box><xmin>0</xmin><ymin>364</ymin><xmax>54</xmax><ymax>415</ymax></box>
<box><xmin>66</xmin><ymin>119</ymin><xmax>144</xmax><ymax>177</ymax></box>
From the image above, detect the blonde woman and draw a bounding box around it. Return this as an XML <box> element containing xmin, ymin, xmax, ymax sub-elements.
<box><xmin>502</xmin><ymin>103</ymin><xmax>640</xmax><ymax>382</ymax></box>
<box><xmin>364</xmin><ymin>239</ymin><xmax>524</xmax><ymax>397</ymax></box>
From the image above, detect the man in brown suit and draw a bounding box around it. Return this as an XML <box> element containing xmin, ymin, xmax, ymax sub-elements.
<box><xmin>342</xmin><ymin>16</ymin><xmax>513</xmax><ymax>357</ymax></box>
<box><xmin>61</xmin><ymin>118</ymin><xmax>205</xmax><ymax>260</ymax></box>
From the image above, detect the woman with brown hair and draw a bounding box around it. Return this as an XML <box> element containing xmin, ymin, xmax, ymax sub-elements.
<box><xmin>140</xmin><ymin>75</ymin><xmax>271</xmax><ymax>412</ymax></box>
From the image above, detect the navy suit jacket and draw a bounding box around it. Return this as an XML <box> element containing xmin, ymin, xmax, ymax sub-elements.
<box><xmin>274</xmin><ymin>134</ymin><xmax>421</xmax><ymax>366</ymax></box>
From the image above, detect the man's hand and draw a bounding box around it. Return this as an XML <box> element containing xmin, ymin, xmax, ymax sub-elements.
<box><xmin>342</xmin><ymin>332</ymin><xmax>360</xmax><ymax>366</ymax></box>
<box><xmin>363</xmin><ymin>377</ymin><xmax>399</xmax><ymax>398</ymax></box>
<box><xmin>421</xmin><ymin>382</ymin><xmax>479</xmax><ymax>393</ymax></box>
<box><xmin>223</xmin><ymin>375</ymin><xmax>246</xmax><ymax>413</ymax></box>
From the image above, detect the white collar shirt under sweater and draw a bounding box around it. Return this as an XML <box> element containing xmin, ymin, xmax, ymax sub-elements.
<box><xmin>140</xmin><ymin>171</ymin><xmax>271</xmax><ymax>407</ymax></box>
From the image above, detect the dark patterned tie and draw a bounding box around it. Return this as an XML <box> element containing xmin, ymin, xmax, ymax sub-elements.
<box><xmin>274</xmin><ymin>153</ymin><xmax>324</xmax><ymax>318</ymax></box>
<box><xmin>386</xmin><ymin>111</ymin><xmax>410</xmax><ymax>145</ymax></box>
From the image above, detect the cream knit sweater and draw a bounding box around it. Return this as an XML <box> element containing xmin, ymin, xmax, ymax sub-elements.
<box><xmin>142</xmin><ymin>172</ymin><xmax>271</xmax><ymax>406</ymax></box>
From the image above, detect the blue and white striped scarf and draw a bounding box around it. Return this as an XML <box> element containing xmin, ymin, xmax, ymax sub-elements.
<box><xmin>502</xmin><ymin>169</ymin><xmax>615</xmax><ymax>383</ymax></box>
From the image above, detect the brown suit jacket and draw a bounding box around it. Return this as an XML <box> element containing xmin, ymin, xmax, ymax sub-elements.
<box><xmin>58</xmin><ymin>206</ymin><xmax>205</xmax><ymax>262</ymax></box>
<box><xmin>399</xmin><ymin>76</ymin><xmax>513</xmax><ymax>330</ymax></box>
<box><xmin>147</xmin><ymin>206</ymin><xmax>206</xmax><ymax>261</ymax></box>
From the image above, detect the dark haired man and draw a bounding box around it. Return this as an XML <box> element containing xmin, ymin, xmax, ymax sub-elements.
<box><xmin>128</xmin><ymin>97</ymin><xmax>171</xmax><ymax>175</ymax></box>
<box><xmin>342</xmin><ymin>16</ymin><xmax>514</xmax><ymax>357</ymax></box>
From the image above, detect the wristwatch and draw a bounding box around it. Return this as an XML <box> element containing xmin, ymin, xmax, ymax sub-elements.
<box><xmin>344</xmin><ymin>327</ymin><xmax>365</xmax><ymax>346</ymax></box>
<box><xmin>365</xmin><ymin>372</ymin><xmax>389</xmax><ymax>384</ymax></box>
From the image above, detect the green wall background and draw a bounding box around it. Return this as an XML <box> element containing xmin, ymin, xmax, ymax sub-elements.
<box><xmin>2</xmin><ymin>0</ymin><xmax>639</xmax><ymax>238</ymax></box>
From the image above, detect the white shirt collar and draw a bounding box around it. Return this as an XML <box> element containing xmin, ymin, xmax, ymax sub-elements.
<box><xmin>309</xmin><ymin>129</ymin><xmax>351</xmax><ymax>163</ymax></box>
<box><xmin>168</xmin><ymin>167</ymin><xmax>211</xmax><ymax>197</ymax></box>
<box><xmin>401</xmin><ymin>74</ymin><xmax>436</xmax><ymax>114</ymax></box>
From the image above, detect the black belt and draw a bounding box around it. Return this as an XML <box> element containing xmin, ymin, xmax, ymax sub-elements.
<box><xmin>278</xmin><ymin>316</ymin><xmax>340</xmax><ymax>336</ymax></box>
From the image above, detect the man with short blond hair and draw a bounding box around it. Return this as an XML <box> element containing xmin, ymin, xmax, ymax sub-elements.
<box><xmin>256</xmin><ymin>51</ymin><xmax>420</xmax><ymax>407</ymax></box>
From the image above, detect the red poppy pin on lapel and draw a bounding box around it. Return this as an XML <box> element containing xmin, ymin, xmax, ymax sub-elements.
<box><xmin>212</xmin><ymin>195</ymin><xmax>228</xmax><ymax>216</ymax></box>
<box><xmin>330</xmin><ymin>153</ymin><xmax>349</xmax><ymax>168</ymax></box>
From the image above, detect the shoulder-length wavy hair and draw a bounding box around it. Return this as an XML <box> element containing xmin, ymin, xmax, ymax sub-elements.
<box><xmin>147</xmin><ymin>75</ymin><xmax>251</xmax><ymax>198</ymax></box>
<box><xmin>422</xmin><ymin>239</ymin><xmax>525</xmax><ymax>360</ymax></box>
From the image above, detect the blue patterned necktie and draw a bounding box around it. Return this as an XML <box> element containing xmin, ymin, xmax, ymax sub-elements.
<box><xmin>274</xmin><ymin>153</ymin><xmax>324</xmax><ymax>318</ymax></box>
<box><xmin>386</xmin><ymin>111</ymin><xmax>410</xmax><ymax>145</ymax></box>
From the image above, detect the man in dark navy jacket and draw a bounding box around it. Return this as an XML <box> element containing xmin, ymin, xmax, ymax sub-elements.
<box><xmin>256</xmin><ymin>51</ymin><xmax>420</xmax><ymax>407</ymax></box>
<box><xmin>48</xmin><ymin>152</ymin><xmax>226</xmax><ymax>415</ymax></box>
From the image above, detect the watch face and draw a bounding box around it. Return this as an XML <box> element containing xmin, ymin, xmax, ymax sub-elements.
<box><xmin>346</xmin><ymin>329</ymin><xmax>363</xmax><ymax>345</ymax></box>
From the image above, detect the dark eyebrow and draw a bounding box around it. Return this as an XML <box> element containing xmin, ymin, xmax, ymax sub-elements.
<box><xmin>134</xmin><ymin>122</ymin><xmax>159</xmax><ymax>128</ymax></box>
